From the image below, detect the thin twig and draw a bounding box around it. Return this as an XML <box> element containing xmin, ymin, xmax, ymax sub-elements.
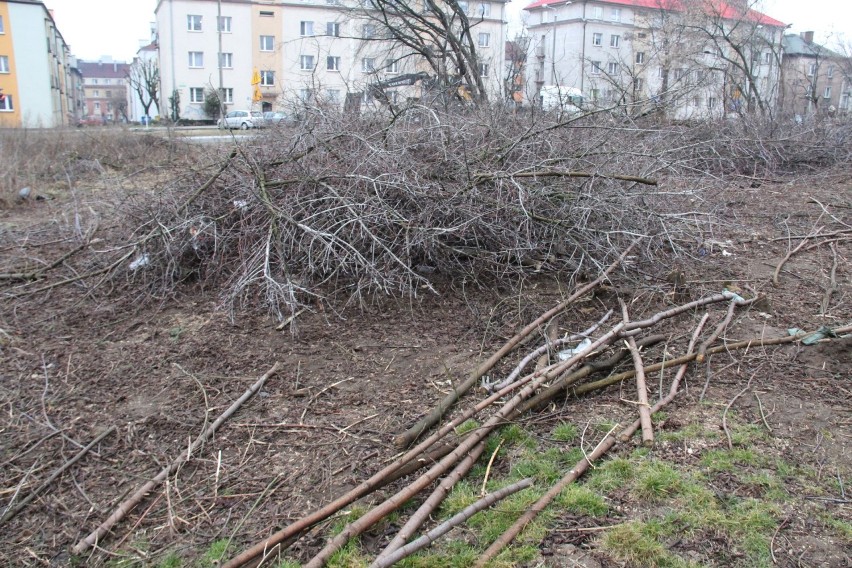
<box><xmin>723</xmin><ymin>372</ymin><xmax>756</xmax><ymax>450</ymax></box>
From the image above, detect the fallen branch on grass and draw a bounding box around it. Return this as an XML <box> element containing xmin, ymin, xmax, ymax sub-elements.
<box><xmin>0</xmin><ymin>426</ymin><xmax>115</xmax><ymax>525</ymax></box>
<box><xmin>620</xmin><ymin>300</ymin><xmax>653</xmax><ymax>447</ymax></box>
<box><xmin>72</xmin><ymin>362</ymin><xmax>281</xmax><ymax>555</ymax></box>
<box><xmin>472</xmin><ymin>169</ymin><xmax>658</xmax><ymax>186</ymax></box>
<box><xmin>372</xmin><ymin>478</ymin><xmax>535</xmax><ymax>568</ymax></box>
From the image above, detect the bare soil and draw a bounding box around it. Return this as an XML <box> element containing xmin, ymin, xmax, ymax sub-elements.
<box><xmin>0</xmin><ymin>157</ymin><xmax>849</xmax><ymax>567</ymax></box>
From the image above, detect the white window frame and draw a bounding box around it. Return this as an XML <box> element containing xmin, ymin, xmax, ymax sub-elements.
<box><xmin>607</xmin><ymin>62</ymin><xmax>618</xmax><ymax>74</ymax></box>
<box><xmin>94</xmin><ymin>101</ymin><xmax>101</xmax><ymax>110</ymax></box>
<box><xmin>327</xmin><ymin>22</ymin><xmax>340</xmax><ymax>37</ymax></box>
<box><xmin>188</xmin><ymin>51</ymin><xmax>204</xmax><ymax>68</ymax></box>
<box><xmin>592</xmin><ymin>33</ymin><xmax>602</xmax><ymax>46</ymax></box>
<box><xmin>326</xmin><ymin>89</ymin><xmax>340</xmax><ymax>102</ymax></box>
<box><xmin>479</xmin><ymin>63</ymin><xmax>489</xmax><ymax>77</ymax></box>
<box><xmin>827</xmin><ymin>65</ymin><xmax>834</xmax><ymax>78</ymax></box>
<box><xmin>219</xmin><ymin>87</ymin><xmax>233</xmax><ymax>104</ymax></box>
<box><xmin>0</xmin><ymin>94</ymin><xmax>11</xmax><ymax>111</ymax></box>
<box><xmin>189</xmin><ymin>87</ymin><xmax>205</xmax><ymax>103</ymax></box>
<box><xmin>824</xmin><ymin>86</ymin><xmax>832</xmax><ymax>99</ymax></box>
<box><xmin>590</xmin><ymin>6</ymin><xmax>603</xmax><ymax>20</ymax></box>
<box><xmin>610</xmin><ymin>34</ymin><xmax>620</xmax><ymax>48</ymax></box>
<box><xmin>807</xmin><ymin>63</ymin><xmax>816</xmax><ymax>76</ymax></box>
<box><xmin>187</xmin><ymin>15</ymin><xmax>202</xmax><ymax>32</ymax></box>
<box><xmin>300</xmin><ymin>88</ymin><xmax>313</xmax><ymax>102</ymax></box>
<box><xmin>300</xmin><ymin>21</ymin><xmax>314</xmax><ymax>36</ymax></box>
<box><xmin>707</xmin><ymin>96</ymin><xmax>717</xmax><ymax>109</ymax></box>
<box><xmin>218</xmin><ymin>52</ymin><xmax>233</xmax><ymax>69</ymax></box>
<box><xmin>217</xmin><ymin>16</ymin><xmax>231</xmax><ymax>32</ymax></box>
<box><xmin>0</xmin><ymin>55</ymin><xmax>8</xmax><ymax>73</ymax></box>
<box><xmin>300</xmin><ymin>55</ymin><xmax>315</xmax><ymax>71</ymax></box>
<box><xmin>635</xmin><ymin>52</ymin><xmax>645</xmax><ymax>64</ymax></box>
<box><xmin>590</xmin><ymin>61</ymin><xmax>602</xmax><ymax>75</ymax></box>
<box><xmin>633</xmin><ymin>77</ymin><xmax>643</xmax><ymax>90</ymax></box>
<box><xmin>260</xmin><ymin>70</ymin><xmax>275</xmax><ymax>86</ymax></box>
<box><xmin>260</xmin><ymin>35</ymin><xmax>275</xmax><ymax>52</ymax></box>
<box><xmin>327</xmin><ymin>56</ymin><xmax>340</xmax><ymax>71</ymax></box>
<box><xmin>0</xmin><ymin>15</ymin><xmax>5</xmax><ymax>34</ymax></box>
<box><xmin>478</xmin><ymin>32</ymin><xmax>490</xmax><ymax>48</ymax></box>
<box><xmin>259</xmin><ymin>10</ymin><xmax>274</xmax><ymax>17</ymax></box>
<box><xmin>363</xmin><ymin>23</ymin><xmax>377</xmax><ymax>38</ymax></box>
<box><xmin>386</xmin><ymin>60</ymin><xmax>400</xmax><ymax>74</ymax></box>
<box><xmin>362</xmin><ymin>57</ymin><xmax>376</xmax><ymax>72</ymax></box>
<box><xmin>610</xmin><ymin>8</ymin><xmax>621</xmax><ymax>22</ymax></box>
<box><xmin>477</xmin><ymin>3</ymin><xmax>491</xmax><ymax>17</ymax></box>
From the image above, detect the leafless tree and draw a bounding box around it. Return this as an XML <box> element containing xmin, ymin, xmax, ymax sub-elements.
<box><xmin>128</xmin><ymin>57</ymin><xmax>160</xmax><ymax>118</ymax></box>
<box><xmin>354</xmin><ymin>0</ymin><xmax>491</xmax><ymax>105</ymax></box>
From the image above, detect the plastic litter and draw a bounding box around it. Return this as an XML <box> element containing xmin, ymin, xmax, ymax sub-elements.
<box><xmin>129</xmin><ymin>254</ymin><xmax>150</xmax><ymax>271</ymax></box>
<box><xmin>557</xmin><ymin>337</ymin><xmax>592</xmax><ymax>361</ymax></box>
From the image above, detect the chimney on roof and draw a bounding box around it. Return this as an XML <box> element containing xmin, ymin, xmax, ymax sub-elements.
<box><xmin>800</xmin><ymin>31</ymin><xmax>814</xmax><ymax>44</ymax></box>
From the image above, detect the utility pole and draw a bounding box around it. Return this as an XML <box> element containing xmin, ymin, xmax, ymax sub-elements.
<box><xmin>218</xmin><ymin>0</ymin><xmax>225</xmax><ymax>114</ymax></box>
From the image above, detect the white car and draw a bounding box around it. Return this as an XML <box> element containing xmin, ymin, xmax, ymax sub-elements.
<box><xmin>217</xmin><ymin>110</ymin><xmax>263</xmax><ymax>130</ymax></box>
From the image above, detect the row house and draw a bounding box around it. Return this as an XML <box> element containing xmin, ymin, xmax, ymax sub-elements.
<box><xmin>780</xmin><ymin>32</ymin><xmax>850</xmax><ymax>117</ymax></box>
<box><xmin>78</xmin><ymin>58</ymin><xmax>132</xmax><ymax>124</ymax></box>
<box><xmin>524</xmin><ymin>0</ymin><xmax>785</xmax><ymax>119</ymax></box>
<box><xmin>0</xmin><ymin>0</ymin><xmax>81</xmax><ymax>127</ymax></box>
<box><xmin>155</xmin><ymin>0</ymin><xmax>508</xmax><ymax>119</ymax></box>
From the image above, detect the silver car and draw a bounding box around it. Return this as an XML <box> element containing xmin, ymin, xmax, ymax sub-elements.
<box><xmin>217</xmin><ymin>110</ymin><xmax>263</xmax><ymax>130</ymax></box>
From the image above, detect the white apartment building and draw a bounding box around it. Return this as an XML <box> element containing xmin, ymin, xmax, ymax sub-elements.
<box><xmin>155</xmin><ymin>0</ymin><xmax>508</xmax><ymax>120</ymax></box>
<box><xmin>524</xmin><ymin>0</ymin><xmax>785</xmax><ymax>119</ymax></box>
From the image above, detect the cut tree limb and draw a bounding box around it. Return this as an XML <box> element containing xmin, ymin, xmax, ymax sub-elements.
<box><xmin>620</xmin><ymin>299</ymin><xmax>653</xmax><ymax>447</ymax></box>
<box><xmin>72</xmin><ymin>362</ymin><xmax>281</xmax><ymax>555</ymax></box>
<box><xmin>393</xmin><ymin>240</ymin><xmax>638</xmax><ymax>449</ymax></box>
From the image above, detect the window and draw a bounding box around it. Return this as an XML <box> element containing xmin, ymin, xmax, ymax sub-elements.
<box><xmin>707</xmin><ymin>96</ymin><xmax>717</xmax><ymax>109</ymax></box>
<box><xmin>479</xmin><ymin>32</ymin><xmax>490</xmax><ymax>47</ymax></box>
<box><xmin>824</xmin><ymin>86</ymin><xmax>832</xmax><ymax>99</ymax></box>
<box><xmin>217</xmin><ymin>16</ymin><xmax>231</xmax><ymax>32</ymax></box>
<box><xmin>326</xmin><ymin>89</ymin><xmax>340</xmax><ymax>102</ymax></box>
<box><xmin>607</xmin><ymin>62</ymin><xmax>618</xmax><ymax>74</ymax></box>
<box><xmin>674</xmin><ymin>68</ymin><xmax>686</xmax><ymax>80</ymax></box>
<box><xmin>260</xmin><ymin>35</ymin><xmax>275</xmax><ymax>51</ymax></box>
<box><xmin>188</xmin><ymin>51</ymin><xmax>204</xmax><ymax>68</ymax></box>
<box><xmin>300</xmin><ymin>55</ymin><xmax>315</xmax><ymax>70</ymax></box>
<box><xmin>0</xmin><ymin>15</ymin><xmax>4</xmax><ymax>34</ymax></box>
<box><xmin>763</xmin><ymin>52</ymin><xmax>771</xmax><ymax>64</ymax></box>
<box><xmin>187</xmin><ymin>15</ymin><xmax>202</xmax><ymax>31</ymax></box>
<box><xmin>260</xmin><ymin>70</ymin><xmax>275</xmax><ymax>86</ymax></box>
<box><xmin>94</xmin><ymin>102</ymin><xmax>100</xmax><ymax>110</ymax></box>
<box><xmin>590</xmin><ymin>6</ymin><xmax>603</xmax><ymax>19</ymax></box>
<box><xmin>190</xmin><ymin>87</ymin><xmax>204</xmax><ymax>103</ymax></box>
<box><xmin>106</xmin><ymin>90</ymin><xmax>112</xmax><ymax>97</ymax></box>
<box><xmin>658</xmin><ymin>67</ymin><xmax>667</xmax><ymax>79</ymax></box>
<box><xmin>219</xmin><ymin>87</ymin><xmax>233</xmax><ymax>103</ymax></box>
<box><xmin>260</xmin><ymin>10</ymin><xmax>274</xmax><ymax>17</ymax></box>
<box><xmin>94</xmin><ymin>90</ymin><xmax>99</xmax><ymax>97</ymax></box>
<box><xmin>0</xmin><ymin>55</ymin><xmax>8</xmax><ymax>73</ymax></box>
<box><xmin>300</xmin><ymin>88</ymin><xmax>313</xmax><ymax>102</ymax></box>
<box><xmin>591</xmin><ymin>61</ymin><xmax>602</xmax><ymax>75</ymax></box>
<box><xmin>477</xmin><ymin>3</ymin><xmax>491</xmax><ymax>17</ymax></box>
<box><xmin>592</xmin><ymin>33</ymin><xmax>602</xmax><ymax>46</ymax></box>
<box><xmin>590</xmin><ymin>88</ymin><xmax>599</xmax><ymax>101</ymax></box>
<box><xmin>633</xmin><ymin>78</ymin><xmax>643</xmax><ymax>90</ymax></box>
<box><xmin>459</xmin><ymin>1</ymin><xmax>469</xmax><ymax>14</ymax></box>
<box><xmin>386</xmin><ymin>60</ymin><xmax>400</xmax><ymax>73</ymax></box>
<box><xmin>300</xmin><ymin>21</ymin><xmax>314</xmax><ymax>36</ymax></box>
<box><xmin>327</xmin><ymin>22</ymin><xmax>340</xmax><ymax>36</ymax></box>
<box><xmin>0</xmin><ymin>94</ymin><xmax>11</xmax><ymax>111</ymax></box>
<box><xmin>807</xmin><ymin>63</ymin><xmax>816</xmax><ymax>76</ymax></box>
<box><xmin>635</xmin><ymin>51</ymin><xmax>645</xmax><ymax>64</ymax></box>
<box><xmin>363</xmin><ymin>23</ymin><xmax>377</xmax><ymax>38</ymax></box>
<box><xmin>362</xmin><ymin>57</ymin><xmax>376</xmax><ymax>72</ymax></box>
<box><xmin>610</xmin><ymin>34</ymin><xmax>620</xmax><ymax>48</ymax></box>
<box><xmin>219</xmin><ymin>53</ymin><xmax>233</xmax><ymax>68</ymax></box>
<box><xmin>827</xmin><ymin>65</ymin><xmax>834</xmax><ymax>78</ymax></box>
<box><xmin>479</xmin><ymin>63</ymin><xmax>489</xmax><ymax>77</ymax></box>
<box><xmin>610</xmin><ymin>8</ymin><xmax>621</xmax><ymax>22</ymax></box>
<box><xmin>327</xmin><ymin>56</ymin><xmax>340</xmax><ymax>71</ymax></box>
<box><xmin>637</xmin><ymin>32</ymin><xmax>647</xmax><ymax>39</ymax></box>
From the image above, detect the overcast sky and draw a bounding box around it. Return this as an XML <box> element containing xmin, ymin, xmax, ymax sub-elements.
<box><xmin>45</xmin><ymin>0</ymin><xmax>851</xmax><ymax>63</ymax></box>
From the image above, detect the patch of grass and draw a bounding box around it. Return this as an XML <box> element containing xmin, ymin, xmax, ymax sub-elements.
<box><xmin>729</xmin><ymin>422</ymin><xmax>768</xmax><ymax>446</ymax></box>
<box><xmin>551</xmin><ymin>422</ymin><xmax>578</xmax><ymax>442</ymax></box>
<box><xmin>556</xmin><ymin>485</ymin><xmax>609</xmax><ymax>517</ymax></box>
<box><xmin>440</xmin><ymin>480</ymin><xmax>479</xmax><ymax>518</ymax></box>
<box><xmin>331</xmin><ymin>505</ymin><xmax>370</xmax><ymax>535</ymax></box>
<box><xmin>700</xmin><ymin>447</ymin><xmax>759</xmax><ymax>472</ymax></box>
<box><xmin>658</xmin><ymin>423</ymin><xmax>707</xmax><ymax>443</ymax></box>
<box><xmin>633</xmin><ymin>461</ymin><xmax>685</xmax><ymax>501</ymax></box>
<box><xmin>500</xmin><ymin>424</ymin><xmax>535</xmax><ymax>449</ymax></box>
<box><xmin>599</xmin><ymin>521</ymin><xmax>694</xmax><ymax>567</ymax></box>
<box><xmin>511</xmin><ymin>448</ymin><xmax>566</xmax><ymax>484</ymax></box>
<box><xmin>467</xmin><ymin>487</ymin><xmax>549</xmax><ymax>544</ymax></box>
<box><xmin>455</xmin><ymin>419</ymin><xmax>480</xmax><ymax>436</ymax></box>
<box><xmin>158</xmin><ymin>553</ymin><xmax>182</xmax><ymax>568</ymax></box>
<box><xmin>397</xmin><ymin>541</ymin><xmax>478</xmax><ymax>568</ymax></box>
<box><xmin>595</xmin><ymin>420</ymin><xmax>619</xmax><ymax>435</ymax></box>
<box><xmin>199</xmin><ymin>539</ymin><xmax>230</xmax><ymax>568</ymax></box>
<box><xmin>740</xmin><ymin>470</ymin><xmax>787</xmax><ymax>501</ymax></box>
<box><xmin>275</xmin><ymin>561</ymin><xmax>301</xmax><ymax>568</ymax></box>
<box><xmin>327</xmin><ymin>537</ymin><xmax>369</xmax><ymax>568</ymax></box>
<box><xmin>587</xmin><ymin>457</ymin><xmax>635</xmax><ymax>492</ymax></box>
<box><xmin>821</xmin><ymin>514</ymin><xmax>852</xmax><ymax>542</ymax></box>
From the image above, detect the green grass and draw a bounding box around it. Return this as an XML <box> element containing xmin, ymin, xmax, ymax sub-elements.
<box><xmin>599</xmin><ymin>521</ymin><xmax>696</xmax><ymax>567</ymax></box>
<box><xmin>158</xmin><ymin>553</ymin><xmax>182</xmax><ymax>568</ymax></box>
<box><xmin>551</xmin><ymin>422</ymin><xmax>578</xmax><ymax>442</ymax></box>
<box><xmin>586</xmin><ymin>457</ymin><xmax>635</xmax><ymax>492</ymax></box>
<box><xmin>199</xmin><ymin>539</ymin><xmax>230</xmax><ymax>568</ymax></box>
<box><xmin>633</xmin><ymin>461</ymin><xmax>685</xmax><ymax>501</ymax></box>
<box><xmin>700</xmin><ymin>447</ymin><xmax>759</xmax><ymax>472</ymax></box>
<box><xmin>556</xmin><ymin>485</ymin><xmax>609</xmax><ymax>516</ymax></box>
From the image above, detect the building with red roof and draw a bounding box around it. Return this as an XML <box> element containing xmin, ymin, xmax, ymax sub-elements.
<box><xmin>523</xmin><ymin>0</ymin><xmax>786</xmax><ymax>118</ymax></box>
<box><xmin>78</xmin><ymin>58</ymin><xmax>131</xmax><ymax>124</ymax></box>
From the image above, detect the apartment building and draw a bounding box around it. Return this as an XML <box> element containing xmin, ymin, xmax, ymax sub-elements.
<box><xmin>78</xmin><ymin>58</ymin><xmax>132</xmax><ymax>124</ymax></box>
<box><xmin>524</xmin><ymin>0</ymin><xmax>785</xmax><ymax>119</ymax></box>
<box><xmin>0</xmin><ymin>0</ymin><xmax>79</xmax><ymax>127</ymax></box>
<box><xmin>780</xmin><ymin>32</ymin><xmax>850</xmax><ymax>116</ymax></box>
<box><xmin>155</xmin><ymin>0</ymin><xmax>508</xmax><ymax>120</ymax></box>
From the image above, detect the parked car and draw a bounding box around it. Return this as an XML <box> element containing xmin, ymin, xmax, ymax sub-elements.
<box><xmin>217</xmin><ymin>110</ymin><xmax>263</xmax><ymax>130</ymax></box>
<box><xmin>260</xmin><ymin>111</ymin><xmax>294</xmax><ymax>127</ymax></box>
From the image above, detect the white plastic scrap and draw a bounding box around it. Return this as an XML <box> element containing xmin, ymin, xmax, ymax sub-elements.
<box><xmin>129</xmin><ymin>254</ymin><xmax>150</xmax><ymax>271</ymax></box>
<box><xmin>557</xmin><ymin>337</ymin><xmax>592</xmax><ymax>361</ymax></box>
<box><xmin>233</xmin><ymin>199</ymin><xmax>249</xmax><ymax>210</ymax></box>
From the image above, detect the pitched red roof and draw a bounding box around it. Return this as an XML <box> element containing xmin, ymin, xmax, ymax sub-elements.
<box><xmin>524</xmin><ymin>0</ymin><xmax>784</xmax><ymax>27</ymax></box>
<box><xmin>78</xmin><ymin>60</ymin><xmax>131</xmax><ymax>79</ymax></box>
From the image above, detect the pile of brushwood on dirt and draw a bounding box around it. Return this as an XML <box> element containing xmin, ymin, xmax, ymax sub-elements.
<box><xmin>1</xmin><ymin>108</ymin><xmax>850</xmax><ymax>567</ymax></box>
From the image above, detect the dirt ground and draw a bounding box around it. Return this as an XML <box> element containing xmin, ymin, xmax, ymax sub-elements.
<box><xmin>0</xmin><ymin>152</ymin><xmax>849</xmax><ymax>567</ymax></box>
